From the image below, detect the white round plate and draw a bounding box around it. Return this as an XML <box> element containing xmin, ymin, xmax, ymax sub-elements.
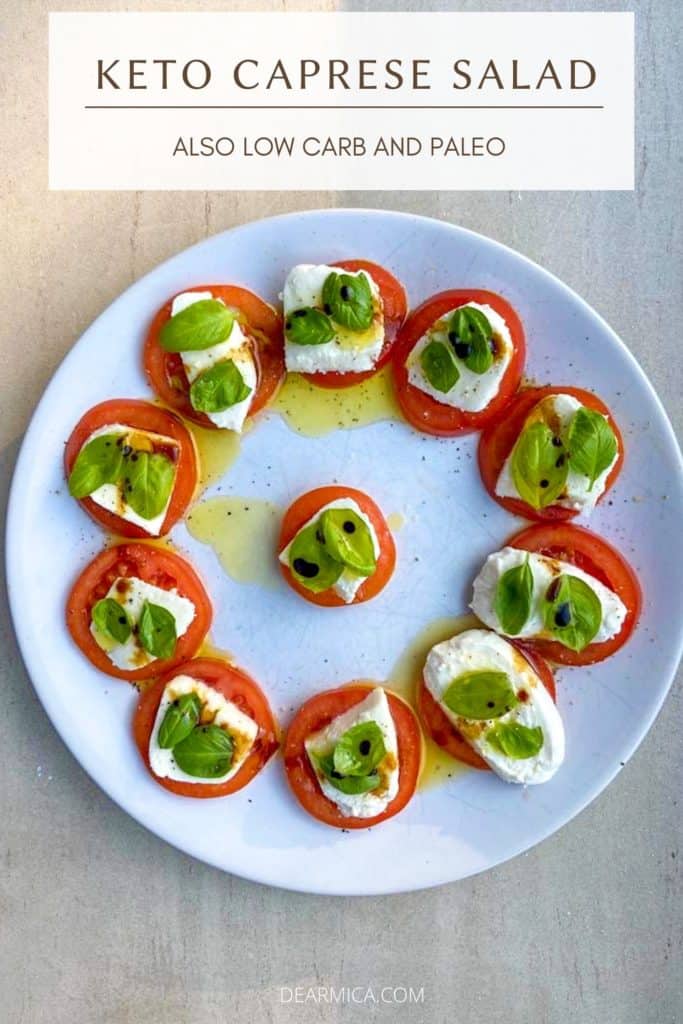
<box><xmin>7</xmin><ymin>210</ymin><xmax>683</xmax><ymax>895</ymax></box>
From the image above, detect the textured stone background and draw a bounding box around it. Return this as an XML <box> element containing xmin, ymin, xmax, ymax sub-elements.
<box><xmin>1</xmin><ymin>1</ymin><xmax>681</xmax><ymax>1021</ymax></box>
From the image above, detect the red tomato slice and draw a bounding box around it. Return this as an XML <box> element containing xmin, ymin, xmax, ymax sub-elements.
<box><xmin>392</xmin><ymin>289</ymin><xmax>525</xmax><ymax>436</ymax></box>
<box><xmin>284</xmin><ymin>684</ymin><xmax>422</xmax><ymax>829</ymax></box>
<box><xmin>300</xmin><ymin>259</ymin><xmax>408</xmax><ymax>390</ymax></box>
<box><xmin>133</xmin><ymin>658</ymin><xmax>279</xmax><ymax>798</ymax></box>
<box><xmin>143</xmin><ymin>285</ymin><xmax>285</xmax><ymax>428</ymax></box>
<box><xmin>278</xmin><ymin>485</ymin><xmax>396</xmax><ymax>607</ymax></box>
<box><xmin>508</xmin><ymin>523</ymin><xmax>642</xmax><ymax>665</ymax></box>
<box><xmin>66</xmin><ymin>543</ymin><xmax>212</xmax><ymax>682</ymax></box>
<box><xmin>64</xmin><ymin>399</ymin><xmax>198</xmax><ymax>539</ymax></box>
<box><xmin>478</xmin><ymin>386</ymin><xmax>624</xmax><ymax>522</ymax></box>
<box><xmin>418</xmin><ymin>642</ymin><xmax>557</xmax><ymax>770</ymax></box>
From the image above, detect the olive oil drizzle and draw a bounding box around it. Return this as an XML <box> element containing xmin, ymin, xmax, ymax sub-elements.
<box><xmin>270</xmin><ymin>365</ymin><xmax>401</xmax><ymax>437</ymax></box>
<box><xmin>185</xmin><ymin>496</ymin><xmax>283</xmax><ymax>589</ymax></box>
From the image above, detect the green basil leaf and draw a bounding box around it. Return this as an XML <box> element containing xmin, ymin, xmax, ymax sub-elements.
<box><xmin>314</xmin><ymin>753</ymin><xmax>381</xmax><ymax>795</ymax></box>
<box><xmin>510</xmin><ymin>421</ymin><xmax>569</xmax><ymax>509</ymax></box>
<box><xmin>322</xmin><ymin>271</ymin><xmax>374</xmax><ymax>332</ymax></box>
<box><xmin>542</xmin><ymin>574</ymin><xmax>602</xmax><ymax>652</ymax></box>
<box><xmin>124</xmin><ymin>451</ymin><xmax>175</xmax><ymax>521</ymax></box>
<box><xmin>68</xmin><ymin>433</ymin><xmax>124</xmax><ymax>499</ymax></box>
<box><xmin>189</xmin><ymin>360</ymin><xmax>252</xmax><ymax>414</ymax></box>
<box><xmin>160</xmin><ymin>299</ymin><xmax>234</xmax><ymax>352</ymax></box>
<box><xmin>138</xmin><ymin>601</ymin><xmax>177</xmax><ymax>660</ymax></box>
<box><xmin>450</xmin><ymin>306</ymin><xmax>493</xmax><ymax>374</ymax></box>
<box><xmin>286</xmin><ymin>307</ymin><xmax>335</xmax><ymax>346</ymax></box>
<box><xmin>420</xmin><ymin>340</ymin><xmax>460</xmax><ymax>393</ymax></box>
<box><xmin>158</xmin><ymin>692</ymin><xmax>201</xmax><ymax>750</ymax></box>
<box><xmin>288</xmin><ymin>521</ymin><xmax>344</xmax><ymax>594</ymax></box>
<box><xmin>332</xmin><ymin>722</ymin><xmax>386</xmax><ymax>777</ymax></box>
<box><xmin>320</xmin><ymin>508</ymin><xmax>376</xmax><ymax>577</ymax></box>
<box><xmin>566</xmin><ymin>406</ymin><xmax>618</xmax><ymax>490</ymax></box>
<box><xmin>487</xmin><ymin>722</ymin><xmax>544</xmax><ymax>760</ymax></box>
<box><xmin>494</xmin><ymin>556</ymin><xmax>534</xmax><ymax>635</ymax></box>
<box><xmin>173</xmin><ymin>724</ymin><xmax>234</xmax><ymax>778</ymax></box>
<box><xmin>443</xmin><ymin>670</ymin><xmax>519</xmax><ymax>721</ymax></box>
<box><xmin>91</xmin><ymin>597</ymin><xmax>131</xmax><ymax>644</ymax></box>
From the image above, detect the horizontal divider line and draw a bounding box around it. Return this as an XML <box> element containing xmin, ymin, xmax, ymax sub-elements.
<box><xmin>84</xmin><ymin>104</ymin><xmax>605</xmax><ymax>111</ymax></box>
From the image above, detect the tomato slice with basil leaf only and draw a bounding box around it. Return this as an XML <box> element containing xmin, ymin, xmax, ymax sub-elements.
<box><xmin>278</xmin><ymin>486</ymin><xmax>396</xmax><ymax>607</ymax></box>
<box><xmin>478</xmin><ymin>386</ymin><xmax>624</xmax><ymax>522</ymax></box>
<box><xmin>392</xmin><ymin>289</ymin><xmax>525</xmax><ymax>437</ymax></box>
<box><xmin>300</xmin><ymin>260</ymin><xmax>408</xmax><ymax>390</ymax></box>
<box><xmin>64</xmin><ymin>399</ymin><xmax>198</xmax><ymax>539</ymax></box>
<box><xmin>66</xmin><ymin>543</ymin><xmax>212</xmax><ymax>681</ymax></box>
<box><xmin>284</xmin><ymin>684</ymin><xmax>422</xmax><ymax>829</ymax></box>
<box><xmin>143</xmin><ymin>284</ymin><xmax>285</xmax><ymax>429</ymax></box>
<box><xmin>506</xmin><ymin>523</ymin><xmax>641</xmax><ymax>666</ymax></box>
<box><xmin>418</xmin><ymin>642</ymin><xmax>557</xmax><ymax>770</ymax></box>
<box><xmin>133</xmin><ymin>658</ymin><xmax>279</xmax><ymax>798</ymax></box>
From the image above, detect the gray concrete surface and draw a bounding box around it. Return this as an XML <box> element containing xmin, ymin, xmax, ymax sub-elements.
<box><xmin>1</xmin><ymin>1</ymin><xmax>681</xmax><ymax>1022</ymax></box>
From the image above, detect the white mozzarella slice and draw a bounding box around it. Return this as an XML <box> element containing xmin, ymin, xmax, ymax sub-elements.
<box><xmin>495</xmin><ymin>393</ymin><xmax>619</xmax><ymax>514</ymax></box>
<box><xmin>471</xmin><ymin>546</ymin><xmax>627</xmax><ymax>644</ymax></box>
<box><xmin>171</xmin><ymin>290</ymin><xmax>214</xmax><ymax>316</ymax></box>
<box><xmin>149</xmin><ymin>674</ymin><xmax>258</xmax><ymax>784</ymax></box>
<box><xmin>282</xmin><ymin>264</ymin><xmax>385</xmax><ymax>375</ymax></box>
<box><xmin>171</xmin><ymin>290</ymin><xmax>257</xmax><ymax>433</ymax></box>
<box><xmin>405</xmin><ymin>302</ymin><xmax>513</xmax><ymax>413</ymax></box>
<box><xmin>305</xmin><ymin>688</ymin><xmax>399</xmax><ymax>817</ymax></box>
<box><xmin>424</xmin><ymin>629</ymin><xmax>565</xmax><ymax>784</ymax></box>
<box><xmin>278</xmin><ymin>497</ymin><xmax>381</xmax><ymax>604</ymax></box>
<box><xmin>90</xmin><ymin>576</ymin><xmax>196</xmax><ymax>671</ymax></box>
<box><xmin>81</xmin><ymin>423</ymin><xmax>178</xmax><ymax>536</ymax></box>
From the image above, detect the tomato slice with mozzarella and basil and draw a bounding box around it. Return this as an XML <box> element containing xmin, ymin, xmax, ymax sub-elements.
<box><xmin>478</xmin><ymin>386</ymin><xmax>624</xmax><ymax>522</ymax></box>
<box><xmin>277</xmin><ymin>485</ymin><xmax>396</xmax><ymax>607</ymax></box>
<box><xmin>133</xmin><ymin>657</ymin><xmax>279</xmax><ymax>798</ymax></box>
<box><xmin>505</xmin><ymin>523</ymin><xmax>641</xmax><ymax>665</ymax></box>
<box><xmin>418</xmin><ymin>642</ymin><xmax>557</xmax><ymax>770</ymax></box>
<box><xmin>64</xmin><ymin>399</ymin><xmax>198</xmax><ymax>540</ymax></box>
<box><xmin>284</xmin><ymin>684</ymin><xmax>422</xmax><ymax>829</ymax></box>
<box><xmin>392</xmin><ymin>289</ymin><xmax>525</xmax><ymax>437</ymax></box>
<box><xmin>143</xmin><ymin>284</ymin><xmax>285</xmax><ymax>429</ymax></box>
<box><xmin>66</xmin><ymin>543</ymin><xmax>212</xmax><ymax>682</ymax></box>
<box><xmin>300</xmin><ymin>259</ymin><xmax>407</xmax><ymax>390</ymax></box>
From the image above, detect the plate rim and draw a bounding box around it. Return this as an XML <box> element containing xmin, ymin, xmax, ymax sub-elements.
<box><xmin>5</xmin><ymin>207</ymin><xmax>683</xmax><ymax>895</ymax></box>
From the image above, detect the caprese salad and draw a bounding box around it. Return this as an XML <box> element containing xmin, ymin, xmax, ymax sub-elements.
<box><xmin>470</xmin><ymin>524</ymin><xmax>641</xmax><ymax>666</ymax></box>
<box><xmin>133</xmin><ymin>658</ymin><xmax>279</xmax><ymax>797</ymax></box>
<box><xmin>419</xmin><ymin>629</ymin><xmax>563</xmax><ymax>784</ymax></box>
<box><xmin>282</xmin><ymin>260</ymin><xmax>407</xmax><ymax>389</ymax></box>
<box><xmin>283</xmin><ymin>684</ymin><xmax>422</xmax><ymax>828</ymax></box>
<box><xmin>392</xmin><ymin>290</ymin><xmax>525</xmax><ymax>436</ymax></box>
<box><xmin>55</xmin><ymin>245</ymin><xmax>643</xmax><ymax>826</ymax></box>
<box><xmin>478</xmin><ymin>386</ymin><xmax>623</xmax><ymax>520</ymax></box>
<box><xmin>66</xmin><ymin>543</ymin><xmax>212</xmax><ymax>681</ymax></box>
<box><xmin>65</xmin><ymin>399</ymin><xmax>198</xmax><ymax>538</ymax></box>
<box><xmin>144</xmin><ymin>285</ymin><xmax>285</xmax><ymax>431</ymax></box>
<box><xmin>277</xmin><ymin>486</ymin><xmax>396</xmax><ymax>606</ymax></box>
